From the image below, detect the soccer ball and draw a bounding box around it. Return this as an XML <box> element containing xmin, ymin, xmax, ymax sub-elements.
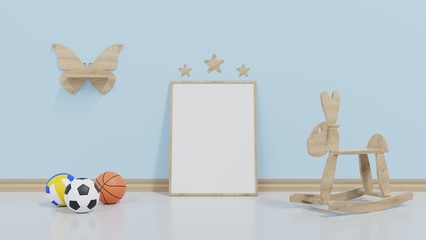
<box><xmin>45</xmin><ymin>173</ymin><xmax>75</xmax><ymax>207</ymax></box>
<box><xmin>64</xmin><ymin>178</ymin><xmax>100</xmax><ymax>213</ymax></box>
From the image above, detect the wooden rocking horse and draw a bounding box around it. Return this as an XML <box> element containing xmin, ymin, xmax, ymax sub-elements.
<box><xmin>290</xmin><ymin>91</ymin><xmax>413</xmax><ymax>213</ymax></box>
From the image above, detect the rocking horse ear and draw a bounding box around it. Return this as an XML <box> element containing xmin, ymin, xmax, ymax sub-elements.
<box><xmin>320</xmin><ymin>91</ymin><xmax>340</xmax><ymax>123</ymax></box>
<box><xmin>320</xmin><ymin>91</ymin><xmax>331</xmax><ymax>102</ymax></box>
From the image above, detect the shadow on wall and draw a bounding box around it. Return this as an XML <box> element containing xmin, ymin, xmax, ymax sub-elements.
<box><xmin>155</xmin><ymin>85</ymin><xmax>170</xmax><ymax>179</ymax></box>
<box><xmin>53</xmin><ymin>82</ymin><xmax>102</xmax><ymax>115</ymax></box>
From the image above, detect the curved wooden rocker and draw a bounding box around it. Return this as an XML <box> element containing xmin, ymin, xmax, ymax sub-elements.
<box><xmin>289</xmin><ymin>91</ymin><xmax>413</xmax><ymax>213</ymax></box>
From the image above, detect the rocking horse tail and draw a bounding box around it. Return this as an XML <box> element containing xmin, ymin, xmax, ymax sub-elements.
<box><xmin>367</xmin><ymin>134</ymin><xmax>391</xmax><ymax>196</ymax></box>
<box><xmin>367</xmin><ymin>134</ymin><xmax>388</xmax><ymax>152</ymax></box>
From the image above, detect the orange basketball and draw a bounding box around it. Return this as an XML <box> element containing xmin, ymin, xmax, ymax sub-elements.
<box><xmin>95</xmin><ymin>171</ymin><xmax>126</xmax><ymax>204</ymax></box>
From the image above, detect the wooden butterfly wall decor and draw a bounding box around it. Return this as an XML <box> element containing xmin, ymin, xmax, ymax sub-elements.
<box><xmin>52</xmin><ymin>44</ymin><xmax>123</xmax><ymax>94</ymax></box>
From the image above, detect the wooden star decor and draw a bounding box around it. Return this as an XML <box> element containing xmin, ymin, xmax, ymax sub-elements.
<box><xmin>237</xmin><ymin>64</ymin><xmax>250</xmax><ymax>77</ymax></box>
<box><xmin>204</xmin><ymin>54</ymin><xmax>224</xmax><ymax>73</ymax></box>
<box><xmin>179</xmin><ymin>64</ymin><xmax>192</xmax><ymax>77</ymax></box>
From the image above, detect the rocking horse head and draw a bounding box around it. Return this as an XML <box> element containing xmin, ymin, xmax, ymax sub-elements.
<box><xmin>307</xmin><ymin>91</ymin><xmax>340</xmax><ymax>157</ymax></box>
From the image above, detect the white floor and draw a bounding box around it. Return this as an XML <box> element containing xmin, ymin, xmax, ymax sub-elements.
<box><xmin>1</xmin><ymin>192</ymin><xmax>424</xmax><ymax>240</ymax></box>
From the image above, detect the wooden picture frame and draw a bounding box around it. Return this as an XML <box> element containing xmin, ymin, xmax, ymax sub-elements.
<box><xmin>169</xmin><ymin>81</ymin><xmax>258</xmax><ymax>196</ymax></box>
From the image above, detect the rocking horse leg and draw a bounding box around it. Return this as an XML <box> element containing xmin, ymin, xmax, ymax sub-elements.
<box><xmin>376</xmin><ymin>153</ymin><xmax>391</xmax><ymax>196</ymax></box>
<box><xmin>320</xmin><ymin>153</ymin><xmax>338</xmax><ymax>202</ymax></box>
<box><xmin>359</xmin><ymin>154</ymin><xmax>374</xmax><ymax>193</ymax></box>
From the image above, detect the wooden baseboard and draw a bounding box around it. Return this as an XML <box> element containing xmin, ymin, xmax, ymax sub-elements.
<box><xmin>0</xmin><ymin>179</ymin><xmax>170</xmax><ymax>192</ymax></box>
<box><xmin>258</xmin><ymin>179</ymin><xmax>426</xmax><ymax>192</ymax></box>
<box><xmin>1</xmin><ymin>179</ymin><xmax>425</xmax><ymax>192</ymax></box>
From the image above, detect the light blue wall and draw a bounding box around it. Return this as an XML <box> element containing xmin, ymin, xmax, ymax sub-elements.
<box><xmin>1</xmin><ymin>0</ymin><xmax>425</xmax><ymax>179</ymax></box>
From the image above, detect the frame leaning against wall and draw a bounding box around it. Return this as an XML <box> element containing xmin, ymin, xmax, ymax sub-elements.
<box><xmin>169</xmin><ymin>80</ymin><xmax>258</xmax><ymax>196</ymax></box>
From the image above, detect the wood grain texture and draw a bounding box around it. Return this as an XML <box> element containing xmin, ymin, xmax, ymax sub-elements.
<box><xmin>289</xmin><ymin>193</ymin><xmax>324</xmax><ymax>204</ymax></box>
<box><xmin>334</xmin><ymin>149</ymin><xmax>387</xmax><ymax>155</ymax></box>
<box><xmin>237</xmin><ymin>64</ymin><xmax>250</xmax><ymax>77</ymax></box>
<box><xmin>359</xmin><ymin>154</ymin><xmax>374</xmax><ymax>193</ymax></box>
<box><xmin>290</xmin><ymin>187</ymin><xmax>365</xmax><ymax>204</ymax></box>
<box><xmin>171</xmin><ymin>80</ymin><xmax>255</xmax><ymax>84</ymax></box>
<box><xmin>253</xmin><ymin>81</ymin><xmax>259</xmax><ymax>194</ymax></box>
<box><xmin>178</xmin><ymin>64</ymin><xmax>192</xmax><ymax>77</ymax></box>
<box><xmin>261</xmin><ymin>179</ymin><xmax>426</xmax><ymax>192</ymax></box>
<box><xmin>307</xmin><ymin>92</ymin><xmax>340</xmax><ymax>157</ymax></box>
<box><xmin>169</xmin><ymin>193</ymin><xmax>258</xmax><ymax>197</ymax></box>
<box><xmin>367</xmin><ymin>134</ymin><xmax>389</xmax><ymax>151</ymax></box>
<box><xmin>0</xmin><ymin>179</ymin><xmax>425</xmax><ymax>192</ymax></box>
<box><xmin>376</xmin><ymin>153</ymin><xmax>392</xmax><ymax>196</ymax></box>
<box><xmin>169</xmin><ymin>82</ymin><xmax>174</xmax><ymax>196</ymax></box>
<box><xmin>320</xmin><ymin>91</ymin><xmax>340</xmax><ymax>123</ymax></box>
<box><xmin>307</xmin><ymin>122</ymin><xmax>340</xmax><ymax>157</ymax></box>
<box><xmin>328</xmin><ymin>192</ymin><xmax>413</xmax><ymax>213</ymax></box>
<box><xmin>52</xmin><ymin>44</ymin><xmax>123</xmax><ymax>94</ymax></box>
<box><xmin>292</xmin><ymin>91</ymin><xmax>412</xmax><ymax>212</ymax></box>
<box><xmin>330</xmin><ymin>187</ymin><xmax>365</xmax><ymax>201</ymax></box>
<box><xmin>204</xmin><ymin>54</ymin><xmax>224</xmax><ymax>73</ymax></box>
<box><xmin>320</xmin><ymin>153</ymin><xmax>338</xmax><ymax>202</ymax></box>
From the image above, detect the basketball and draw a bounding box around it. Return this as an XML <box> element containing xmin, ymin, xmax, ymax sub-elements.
<box><xmin>95</xmin><ymin>171</ymin><xmax>126</xmax><ymax>204</ymax></box>
<box><xmin>45</xmin><ymin>173</ymin><xmax>74</xmax><ymax>207</ymax></box>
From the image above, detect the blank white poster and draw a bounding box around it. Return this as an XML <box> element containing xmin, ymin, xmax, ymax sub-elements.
<box><xmin>170</xmin><ymin>81</ymin><xmax>257</xmax><ymax>196</ymax></box>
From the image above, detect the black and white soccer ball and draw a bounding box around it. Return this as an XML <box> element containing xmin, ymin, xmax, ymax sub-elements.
<box><xmin>64</xmin><ymin>178</ymin><xmax>100</xmax><ymax>213</ymax></box>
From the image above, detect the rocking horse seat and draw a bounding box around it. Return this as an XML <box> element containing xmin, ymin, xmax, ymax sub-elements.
<box><xmin>334</xmin><ymin>148</ymin><xmax>387</xmax><ymax>155</ymax></box>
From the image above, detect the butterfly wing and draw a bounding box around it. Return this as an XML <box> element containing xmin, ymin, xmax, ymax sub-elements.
<box><xmin>52</xmin><ymin>44</ymin><xmax>86</xmax><ymax>93</ymax></box>
<box><xmin>90</xmin><ymin>73</ymin><xmax>116</xmax><ymax>94</ymax></box>
<box><xmin>89</xmin><ymin>44</ymin><xmax>123</xmax><ymax>93</ymax></box>
<box><xmin>52</xmin><ymin>44</ymin><xmax>86</xmax><ymax>71</ymax></box>
<box><xmin>91</xmin><ymin>44</ymin><xmax>123</xmax><ymax>71</ymax></box>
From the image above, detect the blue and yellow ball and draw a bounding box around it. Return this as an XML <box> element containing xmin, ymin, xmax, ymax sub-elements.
<box><xmin>45</xmin><ymin>173</ymin><xmax>75</xmax><ymax>207</ymax></box>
